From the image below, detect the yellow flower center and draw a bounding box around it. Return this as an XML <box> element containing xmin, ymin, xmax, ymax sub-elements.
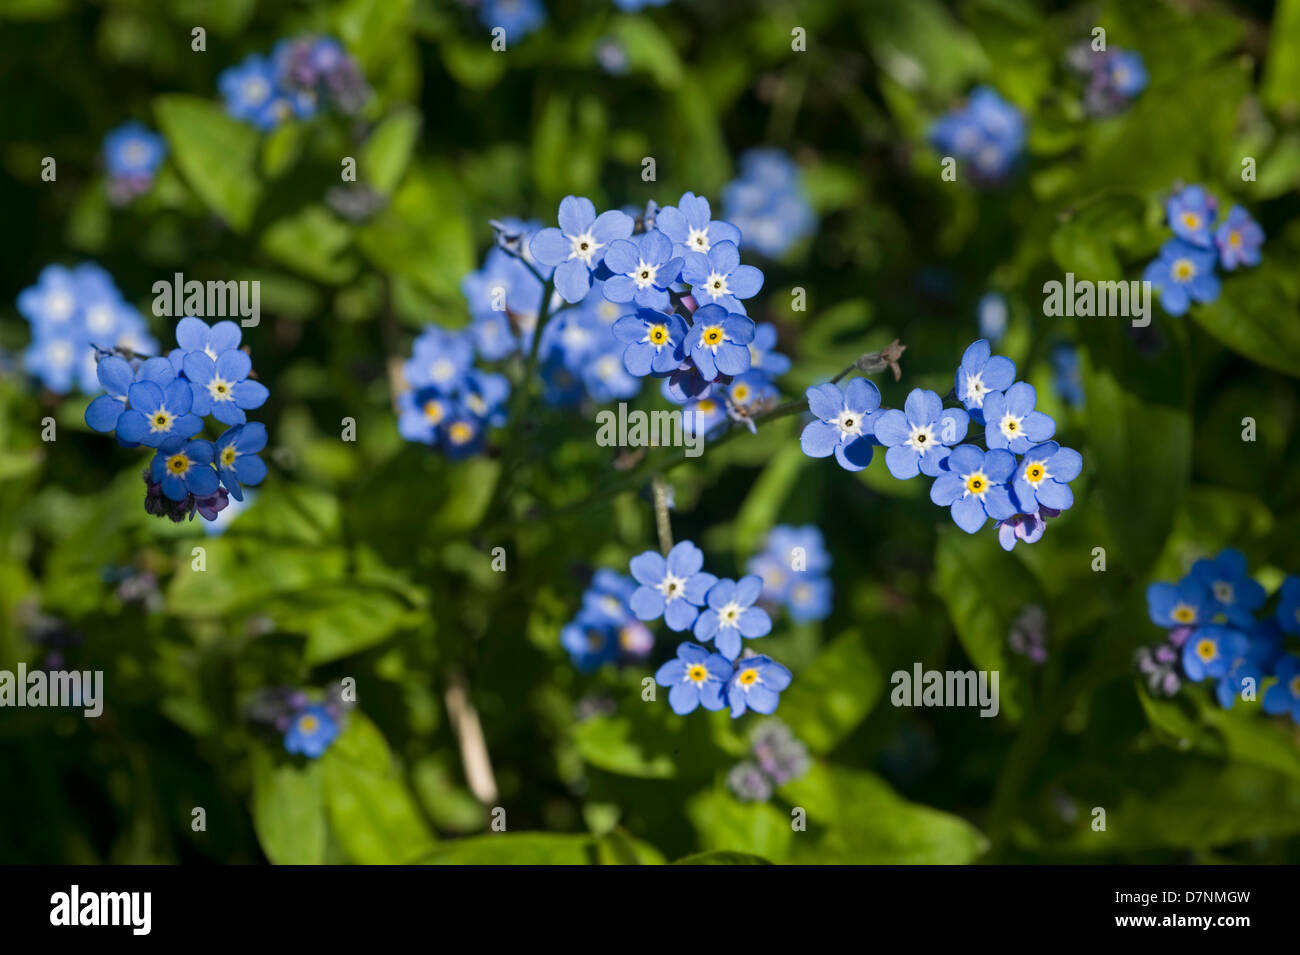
<box><xmin>732</xmin><ymin>384</ymin><xmax>750</xmax><ymax>403</ymax></box>
<box><xmin>150</xmin><ymin>409</ymin><xmax>174</xmax><ymax>432</ymax></box>
<box><xmin>166</xmin><ymin>453</ymin><xmax>189</xmax><ymax>475</ymax></box>
<box><xmin>1291</xmin><ymin>675</ymin><xmax>1300</xmax><ymax>697</ymax></box>
<box><xmin>448</xmin><ymin>421</ymin><xmax>474</xmax><ymax>445</ymax></box>
<box><xmin>702</xmin><ymin>326</ymin><xmax>723</xmax><ymax>346</ymax></box>
<box><xmin>1172</xmin><ymin>604</ymin><xmax>1197</xmax><ymax>625</ymax></box>
<box><xmin>1181</xmin><ymin>212</ymin><xmax>1202</xmax><ymax>230</ymax></box>
<box><xmin>207</xmin><ymin>376</ymin><xmax>233</xmax><ymax>402</ymax></box>
<box><xmin>1228</xmin><ymin>230</ymin><xmax>1242</xmax><ymax>249</ymax></box>
<box><xmin>220</xmin><ymin>446</ymin><xmax>237</xmax><ymax>467</ymax></box>
<box><xmin>423</xmin><ymin>400</ymin><xmax>445</xmax><ymax>424</ymax></box>
<box><xmin>1194</xmin><ymin>638</ymin><xmax>1217</xmax><ymax>662</ymax></box>
<box><xmin>687</xmin><ymin>664</ymin><xmax>709</xmax><ymax>683</ymax></box>
<box><xmin>298</xmin><ymin>715</ymin><xmax>319</xmax><ymax>734</ymax></box>
<box><xmin>1172</xmin><ymin>258</ymin><xmax>1195</xmax><ymax>282</ymax></box>
<box><xmin>1025</xmin><ymin>462</ymin><xmax>1046</xmax><ymax>484</ymax></box>
<box><xmin>738</xmin><ymin>668</ymin><xmax>759</xmax><ymax>686</ymax></box>
<box><xmin>648</xmin><ymin>324</ymin><xmax>668</xmax><ymax>345</ymax></box>
<box><xmin>698</xmin><ymin>399</ymin><xmax>717</xmax><ymax>414</ymax></box>
<box><xmin>965</xmin><ymin>472</ymin><xmax>988</xmax><ymax>495</ymax></box>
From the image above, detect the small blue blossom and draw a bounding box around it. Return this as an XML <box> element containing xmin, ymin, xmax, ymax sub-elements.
<box><xmin>977</xmin><ymin>292</ymin><xmax>1008</xmax><ymax>344</ymax></box>
<box><xmin>441</xmin><ymin>407</ymin><xmax>487</xmax><ymax>459</ymax></box>
<box><xmin>1142</xmin><ymin>239</ymin><xmax>1219</xmax><ymax>316</ymax></box>
<box><xmin>930</xmin><ymin>86</ymin><xmax>1025</xmax><ymax>183</ymax></box>
<box><xmin>654</xmin><ymin>642</ymin><xmax>733</xmax><ymax>715</ymax></box>
<box><xmin>929</xmin><ymin>446</ymin><xmax>1018</xmax><ymax>533</ymax></box>
<box><xmin>1166</xmin><ymin>185</ymin><xmax>1218</xmax><ymax>248</ymax></box>
<box><xmin>786</xmin><ymin>575</ymin><xmax>832</xmax><ymax>622</ymax></box>
<box><xmin>581</xmin><ymin>569</ymin><xmax>637</xmax><ymax>626</ymax></box>
<box><xmin>283</xmin><ymin>704</ymin><xmax>340</xmax><ymax>758</ymax></box>
<box><xmin>403</xmin><ymin>326</ymin><xmax>475</xmax><ymax>393</ymax></box>
<box><xmin>694</xmin><ymin>576</ymin><xmax>772</xmax><ymax>661</ymax></box>
<box><xmin>461</xmin><ymin>246</ymin><xmax>546</xmax><ymax>359</ymax></box>
<box><xmin>397</xmin><ymin>387</ymin><xmax>452</xmax><ymax>446</ymax></box>
<box><xmin>183</xmin><ymin>349</ymin><xmax>269</xmax><ymax>426</ymax></box>
<box><xmin>1262</xmin><ymin>654</ymin><xmax>1300</xmax><ymax>724</ymax></box>
<box><xmin>1147</xmin><ymin>577</ymin><xmax>1211</xmax><ymax>629</ymax></box>
<box><xmin>727</xmin><ymin>655</ymin><xmax>793</xmax><ymax>718</ymax></box>
<box><xmin>995</xmin><ymin>507</ymin><xmax>1060</xmax><ymax>552</ymax></box>
<box><xmin>84</xmin><ymin>355</ymin><xmax>174</xmax><ymax>437</ymax></box>
<box><xmin>629</xmin><ymin>540</ymin><xmax>718</xmax><ymax>631</ymax></box>
<box><xmin>460</xmin><ymin>369</ymin><xmax>511</xmax><ymax>427</ymax></box>
<box><xmin>1216</xmin><ymin>653</ymin><xmax>1264</xmax><ymax>709</ymax></box>
<box><xmin>214</xmin><ymin>423</ymin><xmax>268</xmax><ymax>502</ymax></box>
<box><xmin>983</xmin><ymin>382</ymin><xmax>1056</xmax><ymax>453</ymax></box>
<box><xmin>1187</xmin><ymin>549</ymin><xmax>1265</xmax><ymax>627</ymax></box>
<box><xmin>955</xmin><ymin>339</ymin><xmax>1016</xmax><ymax>421</ymax></box>
<box><xmin>102</xmin><ymin>121</ymin><xmax>166</xmax><ymax>181</ymax></box>
<box><xmin>561</xmin><ymin>615</ymin><xmax>619</xmax><ymax>673</ymax></box>
<box><xmin>799</xmin><ymin>378</ymin><xmax>881</xmax><ymax>472</ymax></box>
<box><xmin>149</xmin><ymin>437</ymin><xmax>219</xmax><ymax>502</ymax></box>
<box><xmin>611</xmin><ymin>308</ymin><xmax>688</xmax><ymax>376</ymax></box>
<box><xmin>1274</xmin><ymin>576</ymin><xmax>1300</xmax><ymax>635</ymax></box>
<box><xmin>655</xmin><ymin>191</ymin><xmax>741</xmax><ymax>260</ymax></box>
<box><xmin>1214</xmin><ymin>206</ymin><xmax>1264</xmax><ymax>270</ymax></box>
<box><xmin>172</xmin><ymin>317</ymin><xmax>242</xmax><ymax>366</ymax></box>
<box><xmin>681</xmin><ymin>241</ymin><xmax>764</xmax><ymax>315</ymax></box>
<box><xmin>218</xmin><ymin>55</ymin><xmax>287</xmax><ymax>130</ymax></box>
<box><xmin>479</xmin><ymin>0</ymin><xmax>546</xmax><ymax>40</ymax></box>
<box><xmin>1181</xmin><ymin>626</ymin><xmax>1248</xmax><ymax>683</ymax></box>
<box><xmin>117</xmin><ymin>378</ymin><xmax>203</xmax><ymax>447</ymax></box>
<box><xmin>722</xmin><ymin>149</ymin><xmax>816</xmax><ymax>258</ymax></box>
<box><xmin>1011</xmin><ymin>442</ymin><xmax>1082</xmax><ymax>512</ymax></box>
<box><xmin>683</xmin><ymin>394</ymin><xmax>727</xmax><ymax>437</ymax></box>
<box><xmin>1050</xmin><ymin>343</ymin><xmax>1085</xmax><ymax>409</ymax></box>
<box><xmin>601</xmin><ymin>230</ymin><xmax>683</xmax><ymax>309</ymax></box>
<box><xmin>872</xmin><ymin>388</ymin><xmax>970</xmax><ymax>479</ymax></box>
<box><xmin>529</xmin><ymin>196</ymin><xmax>634</xmax><ymax>304</ymax></box>
<box><xmin>683</xmin><ymin>304</ymin><xmax>755</xmax><ymax>380</ymax></box>
<box><xmin>746</xmin><ymin>322</ymin><xmax>790</xmax><ymax>377</ymax></box>
<box><xmin>1107</xmin><ymin>50</ymin><xmax>1148</xmax><ymax>98</ymax></box>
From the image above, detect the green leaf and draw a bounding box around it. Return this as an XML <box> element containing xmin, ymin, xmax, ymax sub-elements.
<box><xmin>1262</xmin><ymin>0</ymin><xmax>1300</xmax><ymax>114</ymax></box>
<box><xmin>572</xmin><ymin>714</ymin><xmax>678</xmax><ymax>779</ymax></box>
<box><xmin>419</xmin><ymin>833</ymin><xmax>598</xmax><ymax>865</ymax></box>
<box><xmin>781</xmin><ymin>764</ymin><xmax>989</xmax><ymax>863</ymax></box>
<box><xmin>153</xmin><ymin>94</ymin><xmax>262</xmax><ymax>232</ymax></box>
<box><xmin>686</xmin><ymin>788</ymin><xmax>795</xmax><ymax>862</ymax></box>
<box><xmin>609</xmin><ymin>15</ymin><xmax>683</xmax><ymax>89</ymax></box>
<box><xmin>361</xmin><ymin>108</ymin><xmax>422</xmax><ymax>195</ymax></box>
<box><xmin>671</xmin><ymin>851</ymin><xmax>772</xmax><ymax>865</ymax></box>
<box><xmin>777</xmin><ymin>628</ymin><xmax>884</xmax><ymax>752</ymax></box>
<box><xmin>250</xmin><ymin>752</ymin><xmax>326</xmax><ymax>865</ymax></box>
<box><xmin>732</xmin><ymin>442</ymin><xmax>810</xmax><ymax>560</ymax></box>
<box><xmin>1048</xmin><ymin>191</ymin><xmax>1146</xmax><ymax>283</ymax></box>
<box><xmin>261</xmin><ymin>205</ymin><xmax>358</xmax><ymax>284</ymax></box>
<box><xmin>1192</xmin><ymin>265</ymin><xmax>1300</xmax><ymax>378</ymax></box>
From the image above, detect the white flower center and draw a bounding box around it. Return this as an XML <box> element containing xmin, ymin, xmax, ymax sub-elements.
<box><xmin>123</xmin><ymin>141</ymin><xmax>149</xmax><ymax>166</ymax></box>
<box><xmin>719</xmin><ymin>602</ymin><xmax>742</xmax><ymax>627</ymax></box>
<box><xmin>704</xmin><ymin>272</ymin><xmax>730</xmax><ymax>300</ymax></box>
<box><xmin>632</xmin><ymin>260</ymin><xmax>659</xmax><ymax>289</ymax></box>
<box><xmin>431</xmin><ymin>359</ymin><xmax>455</xmax><ymax>383</ymax></box>
<box><xmin>86</xmin><ymin>305</ymin><xmax>115</xmax><ymax>334</ymax></box>
<box><xmin>1212</xmin><ymin>581</ymin><xmax>1234</xmax><ymax>604</ymax></box>
<box><xmin>46</xmin><ymin>290</ymin><xmax>75</xmax><ymax>321</ymax></box>
<box><xmin>835</xmin><ymin>408</ymin><xmax>864</xmax><ymax>438</ymax></box>
<box><xmin>998</xmin><ymin>413</ymin><xmax>1024</xmax><ymax>441</ymax></box>
<box><xmin>243</xmin><ymin>77</ymin><xmax>270</xmax><ymax>105</ymax></box>
<box><xmin>657</xmin><ymin>572</ymin><xmax>687</xmax><ymax>600</ymax></box>
<box><xmin>49</xmin><ymin>341</ymin><xmax>73</xmax><ymax>366</ymax></box>
<box><xmin>568</xmin><ymin>231</ymin><xmax>601</xmax><ymax>265</ymax></box>
<box><xmin>596</xmin><ymin>355</ymin><xmax>620</xmax><ymax>379</ymax></box>
<box><xmin>906</xmin><ymin>423</ymin><xmax>935</xmax><ymax>455</ymax></box>
<box><xmin>687</xmin><ymin>227</ymin><xmax>710</xmax><ymax>252</ymax></box>
<box><xmin>963</xmin><ymin>372</ymin><xmax>987</xmax><ymax>408</ymax></box>
<box><xmin>207</xmin><ymin>376</ymin><xmax>234</xmax><ymax>402</ymax></box>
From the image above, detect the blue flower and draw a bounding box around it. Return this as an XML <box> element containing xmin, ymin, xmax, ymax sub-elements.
<box><xmin>561</xmin><ymin>615</ymin><xmax>619</xmax><ymax>673</ymax></box>
<box><xmin>727</xmin><ymin>655</ymin><xmax>793</xmax><ymax>718</ymax></box>
<box><xmin>581</xmin><ymin>569</ymin><xmax>637</xmax><ymax>626</ymax></box>
<box><xmin>402</xmin><ymin>326</ymin><xmax>475</xmax><ymax>393</ymax></box>
<box><xmin>629</xmin><ymin>540</ymin><xmax>718</xmax><ymax>631</ymax></box>
<box><xmin>612</xmin><ymin>308</ymin><xmax>688</xmax><ymax>376</ymax></box>
<box><xmin>149</xmin><ymin>437</ymin><xmax>219</xmax><ymax>502</ymax></box>
<box><xmin>218</xmin><ymin>55</ymin><xmax>287</xmax><ymax>130</ymax></box>
<box><xmin>613</xmin><ymin>0</ymin><xmax>669</xmax><ymax>11</ymax></box>
<box><xmin>1166</xmin><ymin>185</ymin><xmax>1217</xmax><ymax>248</ymax></box>
<box><xmin>582</xmin><ymin>344</ymin><xmax>642</xmax><ymax>402</ymax></box>
<box><xmin>983</xmin><ymin>382</ymin><xmax>1056</xmax><ymax>453</ymax></box>
<box><xmin>682</xmin><ymin>241</ymin><xmax>764</xmax><ymax>315</ymax></box>
<box><xmin>1181</xmin><ymin>626</ymin><xmax>1248</xmax><ymax>682</ymax></box>
<box><xmin>461</xmin><ymin>247</ymin><xmax>545</xmax><ymax>359</ymax></box>
<box><xmin>873</xmin><ymin>388</ymin><xmax>970</xmax><ymax>479</ymax></box>
<box><xmin>930</xmin><ymin>86</ymin><xmax>1025</xmax><ymax>183</ymax></box>
<box><xmin>683</xmin><ymin>394</ymin><xmax>727</xmax><ymax>437</ymax></box>
<box><xmin>461</xmin><ymin>369</ymin><xmax>511</xmax><ymax>427</ymax></box>
<box><xmin>23</xmin><ymin>333</ymin><xmax>85</xmax><ymax>395</ymax></box>
<box><xmin>17</xmin><ymin>264</ymin><xmax>80</xmax><ymax>331</ymax></box>
<box><xmin>183</xmin><ymin>349</ymin><xmax>269</xmax><ymax>425</ymax></box>
<box><xmin>994</xmin><ymin>507</ymin><xmax>1058</xmax><ymax>551</ymax></box>
<box><xmin>479</xmin><ymin>0</ymin><xmax>546</xmax><ymax>40</ymax></box>
<box><xmin>1050</xmin><ymin>343</ymin><xmax>1084</xmax><ymax>409</ymax></box>
<box><xmin>84</xmin><ymin>355</ymin><xmax>163</xmax><ymax>435</ymax></box>
<box><xmin>283</xmin><ymin>704</ymin><xmax>340</xmax><ymax>758</ymax></box>
<box><xmin>654</xmin><ymin>642</ymin><xmax>733</xmax><ymax>715</ymax></box>
<box><xmin>102</xmin><ymin>121</ymin><xmax>166</xmax><ymax>180</ymax></box>
<box><xmin>214</xmin><ymin>423</ymin><xmax>268</xmax><ymax>501</ymax></box>
<box><xmin>694</xmin><ymin>576</ymin><xmax>772</xmax><ymax>661</ymax></box>
<box><xmin>727</xmin><ymin>371</ymin><xmax>777</xmax><ymax>416</ymax></box>
<box><xmin>799</xmin><ymin>378</ymin><xmax>881</xmax><ymax>472</ymax></box>
<box><xmin>954</xmin><ymin>339</ymin><xmax>1016</xmax><ymax>420</ymax></box>
<box><xmin>655</xmin><ymin>191</ymin><xmax>741</xmax><ymax>260</ymax></box>
<box><xmin>397</xmin><ymin>387</ymin><xmax>452</xmax><ymax>446</ymax></box>
<box><xmin>1273</xmin><ymin>575</ymin><xmax>1300</xmax><ymax>635</ymax></box>
<box><xmin>786</xmin><ymin>575</ymin><xmax>832</xmax><ymax>622</ymax></box>
<box><xmin>747</xmin><ymin>322</ymin><xmax>790</xmax><ymax>377</ymax></box>
<box><xmin>929</xmin><ymin>446</ymin><xmax>1018</xmax><ymax>533</ymax></box>
<box><xmin>171</xmin><ymin>315</ymin><xmax>241</xmax><ymax>364</ymax></box>
<box><xmin>683</xmin><ymin>304</ymin><xmax>755</xmax><ymax>380</ymax></box>
<box><xmin>1107</xmin><ymin>50</ymin><xmax>1148</xmax><ymax>98</ymax></box>
<box><xmin>601</xmin><ymin>230</ymin><xmax>683</xmax><ymax>309</ymax></box>
<box><xmin>1011</xmin><ymin>442</ymin><xmax>1082</xmax><ymax>512</ymax></box>
<box><xmin>1216</xmin><ymin>653</ymin><xmax>1263</xmax><ymax>709</ymax></box>
<box><xmin>1262</xmin><ymin>654</ymin><xmax>1300</xmax><ymax>724</ymax></box>
<box><xmin>441</xmin><ymin>408</ymin><xmax>487</xmax><ymax>459</ymax></box>
<box><xmin>764</xmin><ymin>525</ymin><xmax>832</xmax><ymax>576</ymax></box>
<box><xmin>1214</xmin><ymin>206</ymin><xmax>1264</xmax><ymax>270</ymax></box>
<box><xmin>116</xmin><ymin>378</ymin><xmax>203</xmax><ymax>447</ymax></box>
<box><xmin>1186</xmin><ymin>549</ymin><xmax>1265</xmax><ymax>627</ymax></box>
<box><xmin>529</xmin><ymin>196</ymin><xmax>634</xmax><ymax>304</ymax></box>
<box><xmin>1146</xmin><ymin>577</ymin><xmax>1211</xmax><ymax>629</ymax></box>
<box><xmin>1142</xmin><ymin>239</ymin><xmax>1219</xmax><ymax>316</ymax></box>
<box><xmin>722</xmin><ymin>149</ymin><xmax>816</xmax><ymax>258</ymax></box>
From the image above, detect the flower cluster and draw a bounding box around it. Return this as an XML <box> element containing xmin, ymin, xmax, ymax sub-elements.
<box><xmin>1066</xmin><ymin>43</ymin><xmax>1148</xmax><ymax>116</ymax></box>
<box><xmin>17</xmin><ymin>263</ymin><xmax>158</xmax><ymax>395</ymax></box>
<box><xmin>721</xmin><ymin>149</ymin><xmax>816</xmax><ymax>259</ymax></box>
<box><xmin>630</xmin><ymin>541</ymin><xmax>792</xmax><ymax>717</ymax></box>
<box><xmin>559</xmin><ymin>569</ymin><xmax>655</xmax><ymax>671</ymax></box>
<box><xmin>799</xmin><ymin>340</ymin><xmax>1082</xmax><ymax>547</ymax></box>
<box><xmin>1139</xmin><ymin>550</ymin><xmax>1300</xmax><ymax>723</ymax></box>
<box><xmin>101</xmin><ymin>121</ymin><xmax>167</xmax><ymax>205</ymax></box>
<box><xmin>1144</xmin><ymin>184</ymin><xmax>1264</xmax><ymax>316</ymax></box>
<box><xmin>747</xmin><ymin>525</ymin><xmax>833</xmax><ymax>623</ymax></box>
<box><xmin>219</xmin><ymin>35</ymin><xmax>367</xmax><ymax>132</ymax></box>
<box><xmin>245</xmin><ymin>682</ymin><xmax>354</xmax><ymax>759</ymax></box>
<box><xmin>83</xmin><ymin>317</ymin><xmax>269</xmax><ymax>522</ymax></box>
<box><xmin>929</xmin><ymin>86</ymin><xmax>1025</xmax><ymax>184</ymax></box>
<box><xmin>396</xmin><ymin>326</ymin><xmax>510</xmax><ymax>456</ymax></box>
<box><xmin>726</xmin><ymin>720</ymin><xmax>812</xmax><ymax>802</ymax></box>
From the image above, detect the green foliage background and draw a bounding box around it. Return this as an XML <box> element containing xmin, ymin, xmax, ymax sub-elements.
<box><xmin>1</xmin><ymin>0</ymin><xmax>1299</xmax><ymax>864</ymax></box>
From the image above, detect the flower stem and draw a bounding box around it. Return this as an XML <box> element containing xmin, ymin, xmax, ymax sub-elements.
<box><xmin>651</xmin><ymin>475</ymin><xmax>673</xmax><ymax>555</ymax></box>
